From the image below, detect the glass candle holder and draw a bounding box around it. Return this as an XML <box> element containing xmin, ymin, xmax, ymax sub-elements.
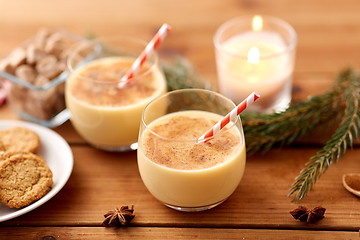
<box><xmin>214</xmin><ymin>15</ymin><xmax>297</xmax><ymax>113</ymax></box>
<box><xmin>66</xmin><ymin>37</ymin><xmax>167</xmax><ymax>152</ymax></box>
<box><xmin>137</xmin><ymin>89</ymin><xmax>246</xmax><ymax>212</ymax></box>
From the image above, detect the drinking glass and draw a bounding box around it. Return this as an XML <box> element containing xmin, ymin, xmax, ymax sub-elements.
<box><xmin>137</xmin><ymin>89</ymin><xmax>246</xmax><ymax>212</ymax></box>
<box><xmin>66</xmin><ymin>37</ymin><xmax>167</xmax><ymax>152</ymax></box>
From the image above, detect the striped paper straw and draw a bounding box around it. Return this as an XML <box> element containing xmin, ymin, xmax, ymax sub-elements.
<box><xmin>118</xmin><ymin>23</ymin><xmax>172</xmax><ymax>88</ymax></box>
<box><xmin>198</xmin><ymin>92</ymin><xmax>260</xmax><ymax>143</ymax></box>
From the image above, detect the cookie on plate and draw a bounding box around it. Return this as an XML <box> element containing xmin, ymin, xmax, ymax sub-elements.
<box><xmin>0</xmin><ymin>127</ymin><xmax>40</xmax><ymax>153</ymax></box>
<box><xmin>0</xmin><ymin>152</ymin><xmax>53</xmax><ymax>208</ymax></box>
<box><xmin>0</xmin><ymin>151</ymin><xmax>26</xmax><ymax>161</ymax></box>
<box><xmin>0</xmin><ymin>139</ymin><xmax>5</xmax><ymax>151</ymax></box>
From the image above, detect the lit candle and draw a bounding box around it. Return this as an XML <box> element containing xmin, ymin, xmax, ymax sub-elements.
<box><xmin>214</xmin><ymin>15</ymin><xmax>297</xmax><ymax>112</ymax></box>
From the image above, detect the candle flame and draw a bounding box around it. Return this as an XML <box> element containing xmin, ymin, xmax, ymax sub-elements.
<box><xmin>247</xmin><ymin>47</ymin><xmax>260</xmax><ymax>64</ymax></box>
<box><xmin>252</xmin><ymin>15</ymin><xmax>263</xmax><ymax>31</ymax></box>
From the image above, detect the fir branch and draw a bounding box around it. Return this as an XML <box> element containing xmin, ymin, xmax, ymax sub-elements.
<box><xmin>242</xmin><ymin>70</ymin><xmax>357</xmax><ymax>155</ymax></box>
<box><xmin>161</xmin><ymin>57</ymin><xmax>212</xmax><ymax>92</ymax></box>
<box><xmin>242</xmin><ymin>89</ymin><xmax>343</xmax><ymax>154</ymax></box>
<box><xmin>288</xmin><ymin>69</ymin><xmax>360</xmax><ymax>201</ymax></box>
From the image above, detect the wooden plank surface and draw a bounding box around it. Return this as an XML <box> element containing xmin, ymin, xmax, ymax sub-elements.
<box><xmin>0</xmin><ymin>146</ymin><xmax>359</xmax><ymax>231</ymax></box>
<box><xmin>0</xmin><ymin>227</ymin><xmax>359</xmax><ymax>240</ymax></box>
<box><xmin>0</xmin><ymin>0</ymin><xmax>360</xmax><ymax>238</ymax></box>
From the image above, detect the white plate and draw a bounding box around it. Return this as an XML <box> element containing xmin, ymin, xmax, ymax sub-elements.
<box><xmin>0</xmin><ymin>120</ymin><xmax>73</xmax><ymax>222</ymax></box>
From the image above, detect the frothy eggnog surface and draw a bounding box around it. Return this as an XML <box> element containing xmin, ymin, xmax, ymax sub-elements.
<box><xmin>66</xmin><ymin>56</ymin><xmax>167</xmax><ymax>148</ymax></box>
<box><xmin>68</xmin><ymin>56</ymin><xmax>163</xmax><ymax>107</ymax></box>
<box><xmin>138</xmin><ymin>110</ymin><xmax>246</xmax><ymax>207</ymax></box>
<box><xmin>143</xmin><ymin>111</ymin><xmax>241</xmax><ymax>170</ymax></box>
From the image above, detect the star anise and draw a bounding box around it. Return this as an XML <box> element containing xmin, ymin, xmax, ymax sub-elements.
<box><xmin>290</xmin><ymin>205</ymin><xmax>326</xmax><ymax>223</ymax></box>
<box><xmin>102</xmin><ymin>205</ymin><xmax>135</xmax><ymax>227</ymax></box>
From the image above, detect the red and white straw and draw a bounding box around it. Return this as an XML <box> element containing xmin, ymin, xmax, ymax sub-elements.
<box><xmin>118</xmin><ymin>23</ymin><xmax>172</xmax><ymax>88</ymax></box>
<box><xmin>198</xmin><ymin>92</ymin><xmax>260</xmax><ymax>143</ymax></box>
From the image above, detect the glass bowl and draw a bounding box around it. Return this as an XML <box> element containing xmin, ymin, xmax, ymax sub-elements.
<box><xmin>0</xmin><ymin>28</ymin><xmax>90</xmax><ymax>128</ymax></box>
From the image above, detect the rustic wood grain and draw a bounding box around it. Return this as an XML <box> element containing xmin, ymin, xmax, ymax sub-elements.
<box><xmin>0</xmin><ymin>227</ymin><xmax>358</xmax><ymax>240</ymax></box>
<box><xmin>0</xmin><ymin>0</ymin><xmax>360</xmax><ymax>238</ymax></box>
<box><xmin>0</xmin><ymin>146</ymin><xmax>359</xmax><ymax>231</ymax></box>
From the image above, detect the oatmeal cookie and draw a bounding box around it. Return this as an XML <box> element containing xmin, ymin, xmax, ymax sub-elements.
<box><xmin>0</xmin><ymin>127</ymin><xmax>40</xmax><ymax>153</ymax></box>
<box><xmin>0</xmin><ymin>151</ymin><xmax>26</xmax><ymax>161</ymax></box>
<box><xmin>0</xmin><ymin>152</ymin><xmax>53</xmax><ymax>208</ymax></box>
<box><xmin>0</xmin><ymin>139</ymin><xmax>5</xmax><ymax>151</ymax></box>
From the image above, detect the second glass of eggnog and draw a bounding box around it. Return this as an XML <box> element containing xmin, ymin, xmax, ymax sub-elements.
<box><xmin>137</xmin><ymin>89</ymin><xmax>246</xmax><ymax>212</ymax></box>
<box><xmin>66</xmin><ymin>37</ymin><xmax>167</xmax><ymax>151</ymax></box>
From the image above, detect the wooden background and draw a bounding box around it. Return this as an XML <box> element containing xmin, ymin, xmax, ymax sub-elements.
<box><xmin>1</xmin><ymin>0</ymin><xmax>360</xmax><ymax>239</ymax></box>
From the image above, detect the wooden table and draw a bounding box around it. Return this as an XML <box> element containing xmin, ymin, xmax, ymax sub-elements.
<box><xmin>1</xmin><ymin>0</ymin><xmax>360</xmax><ymax>239</ymax></box>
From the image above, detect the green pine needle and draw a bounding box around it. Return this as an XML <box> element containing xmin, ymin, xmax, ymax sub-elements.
<box><xmin>241</xmin><ymin>89</ymin><xmax>342</xmax><ymax>155</ymax></box>
<box><xmin>161</xmin><ymin>57</ymin><xmax>212</xmax><ymax>92</ymax></box>
<box><xmin>288</xmin><ymin>69</ymin><xmax>360</xmax><ymax>201</ymax></box>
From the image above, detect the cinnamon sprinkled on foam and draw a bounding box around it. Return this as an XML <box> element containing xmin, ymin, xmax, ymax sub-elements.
<box><xmin>143</xmin><ymin>113</ymin><xmax>241</xmax><ymax>170</ymax></box>
<box><xmin>69</xmin><ymin>57</ymin><xmax>159</xmax><ymax>107</ymax></box>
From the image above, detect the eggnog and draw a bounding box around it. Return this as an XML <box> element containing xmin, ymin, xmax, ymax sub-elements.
<box><xmin>137</xmin><ymin>110</ymin><xmax>246</xmax><ymax>209</ymax></box>
<box><xmin>66</xmin><ymin>56</ymin><xmax>167</xmax><ymax>150</ymax></box>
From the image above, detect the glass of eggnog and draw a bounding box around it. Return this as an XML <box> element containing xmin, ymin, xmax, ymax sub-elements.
<box><xmin>137</xmin><ymin>89</ymin><xmax>246</xmax><ymax>212</ymax></box>
<box><xmin>66</xmin><ymin>37</ymin><xmax>167</xmax><ymax>151</ymax></box>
